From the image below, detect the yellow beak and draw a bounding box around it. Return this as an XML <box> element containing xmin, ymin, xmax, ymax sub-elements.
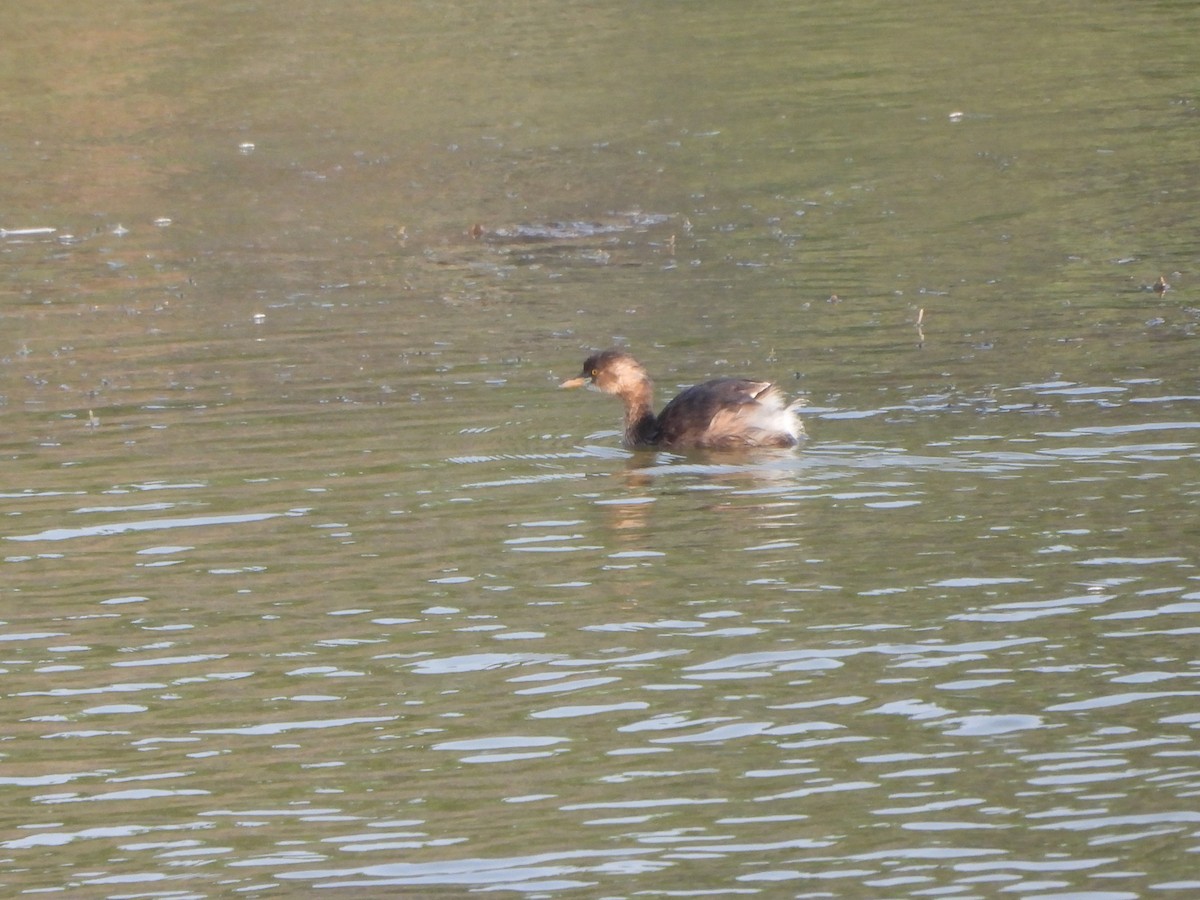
<box><xmin>559</xmin><ymin>376</ymin><xmax>588</xmax><ymax>389</ymax></box>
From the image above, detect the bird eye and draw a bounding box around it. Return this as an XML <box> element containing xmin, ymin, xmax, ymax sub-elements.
<box><xmin>590</xmin><ymin>369</ymin><xmax>599</xmax><ymax>377</ymax></box>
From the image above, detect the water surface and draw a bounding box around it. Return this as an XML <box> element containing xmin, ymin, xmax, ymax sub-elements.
<box><xmin>2</xmin><ymin>1</ymin><xmax>1198</xmax><ymax>896</ymax></box>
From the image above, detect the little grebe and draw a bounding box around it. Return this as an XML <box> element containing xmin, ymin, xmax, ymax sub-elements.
<box><xmin>560</xmin><ymin>349</ymin><xmax>804</xmax><ymax>450</ymax></box>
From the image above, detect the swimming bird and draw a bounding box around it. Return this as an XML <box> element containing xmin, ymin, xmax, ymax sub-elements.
<box><xmin>560</xmin><ymin>349</ymin><xmax>804</xmax><ymax>450</ymax></box>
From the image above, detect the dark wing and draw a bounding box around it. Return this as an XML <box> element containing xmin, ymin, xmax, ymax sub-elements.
<box><xmin>656</xmin><ymin>378</ymin><xmax>778</xmax><ymax>449</ymax></box>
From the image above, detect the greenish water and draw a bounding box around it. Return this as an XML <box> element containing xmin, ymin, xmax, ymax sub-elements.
<box><xmin>2</xmin><ymin>1</ymin><xmax>1198</xmax><ymax>896</ymax></box>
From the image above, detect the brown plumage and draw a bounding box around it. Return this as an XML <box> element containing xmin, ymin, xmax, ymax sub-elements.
<box><xmin>560</xmin><ymin>349</ymin><xmax>804</xmax><ymax>450</ymax></box>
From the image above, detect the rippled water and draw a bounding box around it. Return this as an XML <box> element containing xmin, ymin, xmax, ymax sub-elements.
<box><xmin>3</xmin><ymin>0</ymin><xmax>1199</xmax><ymax>896</ymax></box>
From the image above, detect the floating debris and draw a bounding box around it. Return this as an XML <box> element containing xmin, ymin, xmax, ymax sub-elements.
<box><xmin>480</xmin><ymin>213</ymin><xmax>671</xmax><ymax>244</ymax></box>
<box><xmin>1137</xmin><ymin>274</ymin><xmax>1174</xmax><ymax>294</ymax></box>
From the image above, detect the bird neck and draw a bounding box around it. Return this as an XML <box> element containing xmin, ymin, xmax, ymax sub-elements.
<box><xmin>621</xmin><ymin>381</ymin><xmax>659</xmax><ymax>446</ymax></box>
